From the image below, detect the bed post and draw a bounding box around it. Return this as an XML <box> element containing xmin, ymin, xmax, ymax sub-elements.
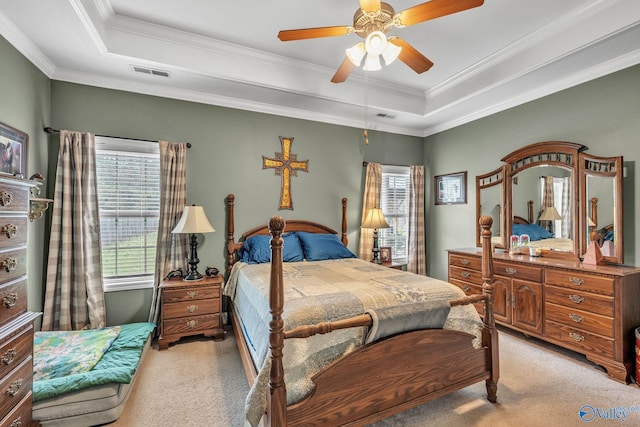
<box><xmin>480</xmin><ymin>215</ymin><xmax>499</xmax><ymax>403</ymax></box>
<box><xmin>267</xmin><ymin>216</ymin><xmax>286</xmax><ymax>426</ymax></box>
<box><xmin>226</xmin><ymin>194</ymin><xmax>236</xmax><ymax>276</ymax></box>
<box><xmin>527</xmin><ymin>200</ymin><xmax>534</xmax><ymax>224</ymax></box>
<box><xmin>341</xmin><ymin>197</ymin><xmax>348</xmax><ymax>246</ymax></box>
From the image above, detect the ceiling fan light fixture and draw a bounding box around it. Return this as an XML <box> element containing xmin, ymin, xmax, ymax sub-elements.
<box><xmin>364</xmin><ymin>31</ymin><xmax>387</xmax><ymax>56</ymax></box>
<box><xmin>381</xmin><ymin>42</ymin><xmax>401</xmax><ymax>65</ymax></box>
<box><xmin>346</xmin><ymin>42</ymin><xmax>366</xmax><ymax>66</ymax></box>
<box><xmin>363</xmin><ymin>54</ymin><xmax>382</xmax><ymax>71</ymax></box>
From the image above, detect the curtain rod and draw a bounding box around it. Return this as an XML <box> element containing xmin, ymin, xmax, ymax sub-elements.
<box><xmin>362</xmin><ymin>161</ymin><xmax>409</xmax><ymax>167</ymax></box>
<box><xmin>44</xmin><ymin>127</ymin><xmax>191</xmax><ymax>148</ymax></box>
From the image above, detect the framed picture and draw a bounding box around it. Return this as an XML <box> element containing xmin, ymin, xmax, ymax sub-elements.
<box><xmin>0</xmin><ymin>121</ymin><xmax>28</xmax><ymax>177</ymax></box>
<box><xmin>435</xmin><ymin>171</ymin><xmax>467</xmax><ymax>205</ymax></box>
<box><xmin>379</xmin><ymin>246</ymin><xmax>392</xmax><ymax>264</ymax></box>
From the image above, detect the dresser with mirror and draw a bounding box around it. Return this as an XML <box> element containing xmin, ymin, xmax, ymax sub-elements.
<box><xmin>449</xmin><ymin>140</ymin><xmax>640</xmax><ymax>383</ymax></box>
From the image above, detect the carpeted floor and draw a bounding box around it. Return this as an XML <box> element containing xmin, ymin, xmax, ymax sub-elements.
<box><xmin>109</xmin><ymin>327</ymin><xmax>640</xmax><ymax>426</ymax></box>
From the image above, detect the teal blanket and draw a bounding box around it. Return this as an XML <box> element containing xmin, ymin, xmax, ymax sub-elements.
<box><xmin>33</xmin><ymin>322</ymin><xmax>156</xmax><ymax>402</ymax></box>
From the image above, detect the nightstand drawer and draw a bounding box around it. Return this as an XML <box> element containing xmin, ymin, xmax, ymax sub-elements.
<box><xmin>545</xmin><ymin>302</ymin><xmax>613</xmax><ymax>337</ymax></box>
<box><xmin>162</xmin><ymin>314</ymin><xmax>220</xmax><ymax>336</ymax></box>
<box><xmin>545</xmin><ymin>285</ymin><xmax>613</xmax><ymax>317</ymax></box>
<box><xmin>545</xmin><ymin>270</ymin><xmax>614</xmax><ymax>296</ymax></box>
<box><xmin>163</xmin><ymin>286</ymin><xmax>220</xmax><ymax>303</ymax></box>
<box><xmin>162</xmin><ymin>298</ymin><xmax>219</xmax><ymax>320</ymax></box>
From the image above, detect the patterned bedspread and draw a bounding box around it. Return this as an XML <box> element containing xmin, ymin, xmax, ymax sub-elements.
<box><xmin>224</xmin><ymin>258</ymin><xmax>483</xmax><ymax>425</ymax></box>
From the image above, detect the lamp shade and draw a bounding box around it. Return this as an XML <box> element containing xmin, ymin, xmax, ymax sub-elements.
<box><xmin>538</xmin><ymin>206</ymin><xmax>562</xmax><ymax>221</ymax></box>
<box><xmin>361</xmin><ymin>208</ymin><xmax>390</xmax><ymax>229</ymax></box>
<box><xmin>346</xmin><ymin>42</ymin><xmax>366</xmax><ymax>66</ymax></box>
<box><xmin>172</xmin><ymin>205</ymin><xmax>215</xmax><ymax>234</ymax></box>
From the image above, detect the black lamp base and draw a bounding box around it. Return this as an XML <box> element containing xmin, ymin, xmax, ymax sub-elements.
<box><xmin>370</xmin><ymin>229</ymin><xmax>382</xmax><ymax>264</ymax></box>
<box><xmin>184</xmin><ymin>233</ymin><xmax>204</xmax><ymax>281</ymax></box>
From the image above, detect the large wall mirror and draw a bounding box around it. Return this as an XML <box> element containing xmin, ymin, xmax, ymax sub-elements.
<box><xmin>476</xmin><ymin>141</ymin><xmax>624</xmax><ymax>264</ymax></box>
<box><xmin>579</xmin><ymin>153</ymin><xmax>623</xmax><ymax>264</ymax></box>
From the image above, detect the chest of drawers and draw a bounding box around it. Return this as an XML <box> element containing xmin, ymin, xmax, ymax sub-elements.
<box><xmin>0</xmin><ymin>177</ymin><xmax>40</xmax><ymax>426</ymax></box>
<box><xmin>158</xmin><ymin>275</ymin><xmax>224</xmax><ymax>350</ymax></box>
<box><xmin>448</xmin><ymin>248</ymin><xmax>640</xmax><ymax>384</ymax></box>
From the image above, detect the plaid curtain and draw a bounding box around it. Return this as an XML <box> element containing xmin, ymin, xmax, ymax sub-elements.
<box><xmin>42</xmin><ymin>130</ymin><xmax>106</xmax><ymax>331</ymax></box>
<box><xmin>541</xmin><ymin>176</ymin><xmax>555</xmax><ymax>234</ymax></box>
<box><xmin>561</xmin><ymin>176</ymin><xmax>572</xmax><ymax>239</ymax></box>
<box><xmin>408</xmin><ymin>165</ymin><xmax>426</xmax><ymax>275</ymax></box>
<box><xmin>358</xmin><ymin>162</ymin><xmax>382</xmax><ymax>260</ymax></box>
<box><xmin>148</xmin><ymin>141</ymin><xmax>189</xmax><ymax>325</ymax></box>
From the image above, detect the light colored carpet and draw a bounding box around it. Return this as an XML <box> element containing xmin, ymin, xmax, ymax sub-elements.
<box><xmin>109</xmin><ymin>328</ymin><xmax>640</xmax><ymax>426</ymax></box>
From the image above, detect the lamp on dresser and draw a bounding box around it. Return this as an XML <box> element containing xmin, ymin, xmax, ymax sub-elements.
<box><xmin>361</xmin><ymin>207</ymin><xmax>389</xmax><ymax>264</ymax></box>
<box><xmin>172</xmin><ymin>205</ymin><xmax>215</xmax><ymax>281</ymax></box>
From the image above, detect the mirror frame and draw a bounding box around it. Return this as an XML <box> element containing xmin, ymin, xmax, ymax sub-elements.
<box><xmin>579</xmin><ymin>153</ymin><xmax>623</xmax><ymax>264</ymax></box>
<box><xmin>476</xmin><ymin>166</ymin><xmax>506</xmax><ymax>248</ymax></box>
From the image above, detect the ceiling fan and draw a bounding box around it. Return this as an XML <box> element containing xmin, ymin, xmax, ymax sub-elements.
<box><xmin>278</xmin><ymin>0</ymin><xmax>484</xmax><ymax>83</ymax></box>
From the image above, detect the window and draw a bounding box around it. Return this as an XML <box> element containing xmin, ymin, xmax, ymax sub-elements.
<box><xmin>379</xmin><ymin>165</ymin><xmax>410</xmax><ymax>263</ymax></box>
<box><xmin>95</xmin><ymin>137</ymin><xmax>160</xmax><ymax>291</ymax></box>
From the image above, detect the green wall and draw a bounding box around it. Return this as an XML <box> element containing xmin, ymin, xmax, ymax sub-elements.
<box><xmin>0</xmin><ymin>37</ymin><xmax>50</xmax><ymax>324</ymax></box>
<box><xmin>425</xmin><ymin>64</ymin><xmax>640</xmax><ymax>280</ymax></box>
<box><xmin>49</xmin><ymin>82</ymin><xmax>423</xmax><ymax>325</ymax></box>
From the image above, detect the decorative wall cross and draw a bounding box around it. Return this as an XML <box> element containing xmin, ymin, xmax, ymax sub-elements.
<box><xmin>262</xmin><ymin>136</ymin><xmax>309</xmax><ymax>210</ymax></box>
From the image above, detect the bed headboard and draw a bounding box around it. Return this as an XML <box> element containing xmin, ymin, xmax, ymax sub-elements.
<box><xmin>225</xmin><ymin>194</ymin><xmax>349</xmax><ymax>275</ymax></box>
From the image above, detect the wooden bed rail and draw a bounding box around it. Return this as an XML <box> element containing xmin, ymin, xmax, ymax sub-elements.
<box><xmin>283</xmin><ymin>294</ymin><xmax>489</xmax><ymax>340</ymax></box>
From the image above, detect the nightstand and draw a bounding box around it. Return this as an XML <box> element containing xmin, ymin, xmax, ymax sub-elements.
<box><xmin>382</xmin><ymin>262</ymin><xmax>406</xmax><ymax>271</ymax></box>
<box><xmin>158</xmin><ymin>275</ymin><xmax>224</xmax><ymax>350</ymax></box>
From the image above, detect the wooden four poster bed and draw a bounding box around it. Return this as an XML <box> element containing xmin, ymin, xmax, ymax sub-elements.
<box><xmin>224</xmin><ymin>194</ymin><xmax>499</xmax><ymax>426</ymax></box>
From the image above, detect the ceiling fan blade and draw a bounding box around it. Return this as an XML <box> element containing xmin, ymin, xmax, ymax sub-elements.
<box><xmin>359</xmin><ymin>0</ymin><xmax>382</xmax><ymax>13</ymax></box>
<box><xmin>278</xmin><ymin>26</ymin><xmax>353</xmax><ymax>41</ymax></box>
<box><xmin>396</xmin><ymin>0</ymin><xmax>484</xmax><ymax>27</ymax></box>
<box><xmin>331</xmin><ymin>57</ymin><xmax>356</xmax><ymax>83</ymax></box>
<box><xmin>389</xmin><ymin>37</ymin><xmax>433</xmax><ymax>74</ymax></box>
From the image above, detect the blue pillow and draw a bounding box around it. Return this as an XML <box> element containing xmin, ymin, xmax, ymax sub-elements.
<box><xmin>239</xmin><ymin>233</ymin><xmax>303</xmax><ymax>264</ymax></box>
<box><xmin>296</xmin><ymin>231</ymin><xmax>357</xmax><ymax>261</ymax></box>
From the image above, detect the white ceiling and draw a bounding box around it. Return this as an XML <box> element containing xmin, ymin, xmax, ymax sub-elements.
<box><xmin>1</xmin><ymin>0</ymin><xmax>639</xmax><ymax>137</ymax></box>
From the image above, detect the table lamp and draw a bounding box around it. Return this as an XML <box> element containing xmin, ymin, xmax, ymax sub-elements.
<box><xmin>172</xmin><ymin>205</ymin><xmax>215</xmax><ymax>281</ymax></box>
<box><xmin>538</xmin><ymin>206</ymin><xmax>562</xmax><ymax>233</ymax></box>
<box><xmin>361</xmin><ymin>207</ymin><xmax>390</xmax><ymax>264</ymax></box>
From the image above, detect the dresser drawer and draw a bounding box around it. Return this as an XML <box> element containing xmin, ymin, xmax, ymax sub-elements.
<box><xmin>0</xmin><ymin>249</ymin><xmax>26</xmax><ymax>285</ymax></box>
<box><xmin>545</xmin><ymin>302</ymin><xmax>613</xmax><ymax>337</ymax></box>
<box><xmin>163</xmin><ymin>286</ymin><xmax>220</xmax><ymax>303</ymax></box>
<box><xmin>545</xmin><ymin>270</ymin><xmax>614</xmax><ymax>296</ymax></box>
<box><xmin>163</xmin><ymin>298</ymin><xmax>219</xmax><ymax>320</ymax></box>
<box><xmin>545</xmin><ymin>320</ymin><xmax>614</xmax><ymax>358</ymax></box>
<box><xmin>449</xmin><ymin>266</ymin><xmax>484</xmax><ymax>286</ymax></box>
<box><xmin>0</xmin><ymin>357</ymin><xmax>32</xmax><ymax>418</ymax></box>
<box><xmin>494</xmin><ymin>261</ymin><xmax>542</xmax><ymax>282</ymax></box>
<box><xmin>0</xmin><ymin>280</ymin><xmax>27</xmax><ymax>326</ymax></box>
<box><xmin>0</xmin><ymin>218</ymin><xmax>27</xmax><ymax>250</ymax></box>
<box><xmin>545</xmin><ymin>285</ymin><xmax>613</xmax><ymax>317</ymax></box>
<box><xmin>0</xmin><ymin>184</ymin><xmax>29</xmax><ymax>214</ymax></box>
<box><xmin>162</xmin><ymin>314</ymin><xmax>220</xmax><ymax>336</ymax></box>
<box><xmin>0</xmin><ymin>392</ymin><xmax>32</xmax><ymax>427</ymax></box>
<box><xmin>448</xmin><ymin>254</ymin><xmax>482</xmax><ymax>271</ymax></box>
<box><xmin>0</xmin><ymin>326</ymin><xmax>32</xmax><ymax>381</ymax></box>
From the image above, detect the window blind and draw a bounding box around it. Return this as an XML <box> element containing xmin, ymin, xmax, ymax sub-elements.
<box><xmin>379</xmin><ymin>165</ymin><xmax>410</xmax><ymax>262</ymax></box>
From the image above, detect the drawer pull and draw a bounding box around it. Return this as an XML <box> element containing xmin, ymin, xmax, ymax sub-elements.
<box><xmin>187</xmin><ymin>291</ymin><xmax>198</xmax><ymax>299</ymax></box>
<box><xmin>6</xmin><ymin>378</ymin><xmax>22</xmax><ymax>397</ymax></box>
<box><xmin>461</xmin><ymin>285</ymin><xmax>471</xmax><ymax>292</ymax></box>
<box><xmin>505</xmin><ymin>267</ymin><xmax>517</xmax><ymax>275</ymax></box>
<box><xmin>1</xmin><ymin>348</ymin><xmax>16</xmax><ymax>365</ymax></box>
<box><xmin>569</xmin><ymin>277</ymin><xmax>584</xmax><ymax>286</ymax></box>
<box><xmin>568</xmin><ymin>294</ymin><xmax>584</xmax><ymax>304</ymax></box>
<box><xmin>3</xmin><ymin>293</ymin><xmax>18</xmax><ymax>308</ymax></box>
<box><xmin>0</xmin><ymin>191</ymin><xmax>13</xmax><ymax>207</ymax></box>
<box><xmin>461</xmin><ymin>271</ymin><xmax>470</xmax><ymax>278</ymax></box>
<box><xmin>1</xmin><ymin>224</ymin><xmax>17</xmax><ymax>239</ymax></box>
<box><xmin>460</xmin><ymin>259</ymin><xmax>470</xmax><ymax>265</ymax></box>
<box><xmin>9</xmin><ymin>417</ymin><xmax>21</xmax><ymax>427</ymax></box>
<box><xmin>187</xmin><ymin>304</ymin><xmax>199</xmax><ymax>313</ymax></box>
<box><xmin>569</xmin><ymin>313</ymin><xmax>584</xmax><ymax>323</ymax></box>
<box><xmin>569</xmin><ymin>332</ymin><xmax>584</xmax><ymax>342</ymax></box>
<box><xmin>0</xmin><ymin>257</ymin><xmax>17</xmax><ymax>273</ymax></box>
<box><xmin>186</xmin><ymin>320</ymin><xmax>198</xmax><ymax>329</ymax></box>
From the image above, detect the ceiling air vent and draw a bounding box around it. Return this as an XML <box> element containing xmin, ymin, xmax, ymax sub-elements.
<box><xmin>376</xmin><ymin>113</ymin><xmax>396</xmax><ymax>119</ymax></box>
<box><xmin>132</xmin><ymin>65</ymin><xmax>171</xmax><ymax>78</ymax></box>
